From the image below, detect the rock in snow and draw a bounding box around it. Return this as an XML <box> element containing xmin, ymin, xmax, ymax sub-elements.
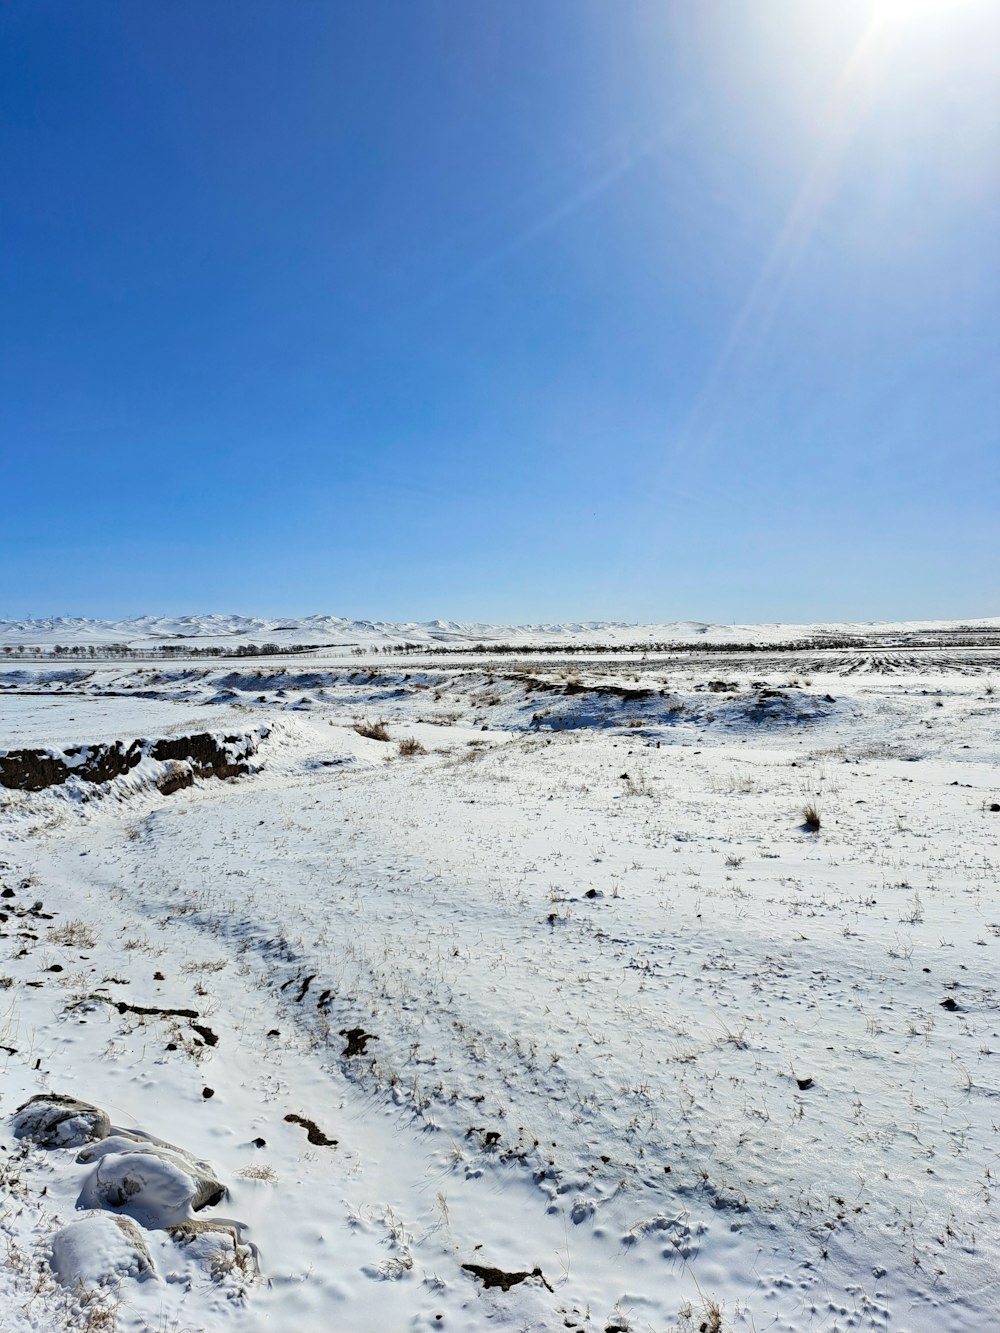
<box><xmin>11</xmin><ymin>1093</ymin><xmax>111</xmax><ymax>1148</ymax></box>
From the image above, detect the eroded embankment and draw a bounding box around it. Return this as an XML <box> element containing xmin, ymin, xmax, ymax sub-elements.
<box><xmin>0</xmin><ymin>730</ymin><xmax>266</xmax><ymax>795</ymax></box>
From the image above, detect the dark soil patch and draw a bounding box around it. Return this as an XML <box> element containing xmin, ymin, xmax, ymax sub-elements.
<box><xmin>0</xmin><ymin>731</ymin><xmax>261</xmax><ymax>793</ymax></box>
<box><xmin>115</xmin><ymin>1002</ymin><xmax>199</xmax><ymax>1020</ymax></box>
<box><xmin>150</xmin><ymin>733</ymin><xmax>253</xmax><ymax>779</ymax></box>
<box><xmin>284</xmin><ymin>1113</ymin><xmax>337</xmax><ymax>1147</ymax></box>
<box><xmin>158</xmin><ymin>767</ymin><xmax>194</xmax><ymax>795</ymax></box>
<box><xmin>466</xmin><ymin>1126</ymin><xmax>501</xmax><ymax>1148</ymax></box>
<box><xmin>340</xmin><ymin>1027</ymin><xmax>377</xmax><ymax>1057</ymax></box>
<box><xmin>0</xmin><ymin>741</ymin><xmax>142</xmax><ymax>791</ymax></box>
<box><xmin>462</xmin><ymin>1263</ymin><xmax>552</xmax><ymax>1292</ymax></box>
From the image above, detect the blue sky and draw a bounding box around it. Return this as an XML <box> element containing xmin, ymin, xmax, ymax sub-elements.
<box><xmin>2</xmin><ymin>0</ymin><xmax>998</xmax><ymax>624</ymax></box>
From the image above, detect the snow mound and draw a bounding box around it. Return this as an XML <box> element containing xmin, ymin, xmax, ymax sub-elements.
<box><xmin>50</xmin><ymin>1213</ymin><xmax>156</xmax><ymax>1289</ymax></box>
<box><xmin>77</xmin><ymin>1143</ymin><xmax>225</xmax><ymax>1228</ymax></box>
<box><xmin>167</xmin><ymin>1221</ymin><xmax>258</xmax><ymax>1281</ymax></box>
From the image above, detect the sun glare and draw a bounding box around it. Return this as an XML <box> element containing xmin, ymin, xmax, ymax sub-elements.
<box><xmin>872</xmin><ymin>0</ymin><xmax>964</xmax><ymax>22</ymax></box>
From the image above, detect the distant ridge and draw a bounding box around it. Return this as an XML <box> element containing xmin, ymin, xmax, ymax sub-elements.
<box><xmin>1</xmin><ymin>613</ymin><xmax>998</xmax><ymax>651</ymax></box>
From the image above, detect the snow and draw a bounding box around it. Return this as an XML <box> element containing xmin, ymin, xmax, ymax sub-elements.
<box><xmin>2</xmin><ymin>611</ymin><xmax>999</xmax><ymax>652</ymax></box>
<box><xmin>49</xmin><ymin>1213</ymin><xmax>156</xmax><ymax>1289</ymax></box>
<box><xmin>77</xmin><ymin>1141</ymin><xmax>223</xmax><ymax>1227</ymax></box>
<box><xmin>0</xmin><ymin>694</ymin><xmax>258</xmax><ymax>752</ymax></box>
<box><xmin>1</xmin><ymin>617</ymin><xmax>999</xmax><ymax>1331</ymax></box>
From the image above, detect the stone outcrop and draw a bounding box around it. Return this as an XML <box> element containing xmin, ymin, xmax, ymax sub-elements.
<box><xmin>12</xmin><ymin>1094</ymin><xmax>111</xmax><ymax>1148</ymax></box>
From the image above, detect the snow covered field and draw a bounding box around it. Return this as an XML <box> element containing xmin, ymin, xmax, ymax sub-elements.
<box><xmin>1</xmin><ymin>619</ymin><xmax>999</xmax><ymax>1332</ymax></box>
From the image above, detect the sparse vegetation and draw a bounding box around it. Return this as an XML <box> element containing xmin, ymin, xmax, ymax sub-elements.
<box><xmin>236</xmin><ymin>1162</ymin><xmax>278</xmax><ymax>1182</ymax></box>
<box><xmin>398</xmin><ymin>736</ymin><xmax>427</xmax><ymax>757</ymax></box>
<box><xmin>49</xmin><ymin>919</ymin><xmax>97</xmax><ymax>948</ymax></box>
<box><xmin>677</xmin><ymin>1296</ymin><xmax>725</xmax><ymax>1333</ymax></box>
<box><xmin>900</xmin><ymin>890</ymin><xmax>924</xmax><ymax>925</ymax></box>
<box><xmin>354</xmin><ymin>719</ymin><xmax>392</xmax><ymax>742</ymax></box>
<box><xmin>802</xmin><ymin>803</ymin><xmax>821</xmax><ymax>831</ymax></box>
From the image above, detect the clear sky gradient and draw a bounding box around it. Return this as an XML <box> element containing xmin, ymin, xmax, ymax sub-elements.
<box><xmin>2</xmin><ymin>0</ymin><xmax>998</xmax><ymax>623</ymax></box>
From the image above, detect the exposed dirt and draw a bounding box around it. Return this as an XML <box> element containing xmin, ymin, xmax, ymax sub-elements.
<box><xmin>0</xmin><ymin>740</ymin><xmax>143</xmax><ymax>791</ymax></box>
<box><xmin>114</xmin><ymin>1002</ymin><xmax>199</xmax><ymax>1020</ymax></box>
<box><xmin>284</xmin><ymin>1113</ymin><xmax>337</xmax><ymax>1147</ymax></box>
<box><xmin>0</xmin><ymin>730</ymin><xmax>261</xmax><ymax>792</ymax></box>
<box><xmin>340</xmin><ymin>1027</ymin><xmax>377</xmax><ymax>1057</ymax></box>
<box><xmin>461</xmin><ymin>1262</ymin><xmax>552</xmax><ymax>1292</ymax></box>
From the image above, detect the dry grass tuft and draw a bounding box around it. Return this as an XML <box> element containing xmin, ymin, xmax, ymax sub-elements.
<box><xmin>398</xmin><ymin>737</ymin><xmax>426</xmax><ymax>758</ymax></box>
<box><xmin>677</xmin><ymin>1296</ymin><xmax>725</xmax><ymax>1333</ymax></box>
<box><xmin>236</xmin><ymin>1162</ymin><xmax>278</xmax><ymax>1182</ymax></box>
<box><xmin>802</xmin><ymin>803</ymin><xmax>821</xmax><ymax>831</ymax></box>
<box><xmin>354</xmin><ymin>719</ymin><xmax>391</xmax><ymax>742</ymax></box>
<box><xmin>49</xmin><ymin>919</ymin><xmax>97</xmax><ymax>949</ymax></box>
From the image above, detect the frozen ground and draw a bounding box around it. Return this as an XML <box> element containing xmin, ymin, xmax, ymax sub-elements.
<box><xmin>1</xmin><ymin>621</ymin><xmax>999</xmax><ymax>1332</ymax></box>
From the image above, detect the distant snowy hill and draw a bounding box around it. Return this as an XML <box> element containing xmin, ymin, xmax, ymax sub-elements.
<box><xmin>1</xmin><ymin>612</ymin><xmax>998</xmax><ymax>651</ymax></box>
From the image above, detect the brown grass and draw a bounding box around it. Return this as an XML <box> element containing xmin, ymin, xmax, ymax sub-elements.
<box><xmin>353</xmin><ymin>719</ymin><xmax>391</xmax><ymax>742</ymax></box>
<box><xmin>802</xmin><ymin>803</ymin><xmax>821</xmax><ymax>831</ymax></box>
<box><xmin>398</xmin><ymin>736</ymin><xmax>426</xmax><ymax>757</ymax></box>
<box><xmin>49</xmin><ymin>919</ymin><xmax>98</xmax><ymax>949</ymax></box>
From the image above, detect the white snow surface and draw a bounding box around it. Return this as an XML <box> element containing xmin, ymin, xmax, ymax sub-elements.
<box><xmin>2</xmin><ymin>611</ymin><xmax>999</xmax><ymax>650</ymax></box>
<box><xmin>1</xmin><ymin>626</ymin><xmax>999</xmax><ymax>1332</ymax></box>
<box><xmin>49</xmin><ymin>1213</ymin><xmax>155</xmax><ymax>1290</ymax></box>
